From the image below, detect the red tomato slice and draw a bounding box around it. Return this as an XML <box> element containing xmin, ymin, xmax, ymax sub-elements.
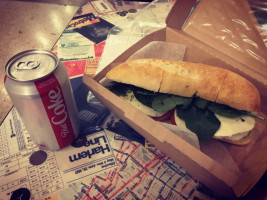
<box><xmin>151</xmin><ymin>109</ymin><xmax>176</xmax><ymax>122</ymax></box>
<box><xmin>151</xmin><ymin>111</ymin><xmax>171</xmax><ymax>121</ymax></box>
<box><xmin>170</xmin><ymin>109</ymin><xmax>177</xmax><ymax>125</ymax></box>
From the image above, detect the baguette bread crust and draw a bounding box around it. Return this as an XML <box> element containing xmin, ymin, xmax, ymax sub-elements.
<box><xmin>159</xmin><ymin>61</ymin><xmax>226</xmax><ymax>101</ymax></box>
<box><xmin>106</xmin><ymin>59</ymin><xmax>163</xmax><ymax>92</ymax></box>
<box><xmin>106</xmin><ymin>58</ymin><xmax>261</xmax><ymax>112</ymax></box>
<box><xmin>215</xmin><ymin>132</ymin><xmax>252</xmax><ymax>145</ymax></box>
<box><xmin>216</xmin><ymin>71</ymin><xmax>261</xmax><ymax>112</ymax></box>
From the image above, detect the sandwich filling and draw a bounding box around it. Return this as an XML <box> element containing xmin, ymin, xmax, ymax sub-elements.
<box><xmin>173</xmin><ymin>109</ymin><xmax>255</xmax><ymax>141</ymax></box>
<box><xmin>108</xmin><ymin>82</ymin><xmax>260</xmax><ymax>141</ymax></box>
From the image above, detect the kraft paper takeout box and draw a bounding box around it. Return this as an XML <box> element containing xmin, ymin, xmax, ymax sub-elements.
<box><xmin>83</xmin><ymin>0</ymin><xmax>267</xmax><ymax>198</ymax></box>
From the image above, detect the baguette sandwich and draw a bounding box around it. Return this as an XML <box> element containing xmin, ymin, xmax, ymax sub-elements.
<box><xmin>105</xmin><ymin>58</ymin><xmax>264</xmax><ymax>145</ymax></box>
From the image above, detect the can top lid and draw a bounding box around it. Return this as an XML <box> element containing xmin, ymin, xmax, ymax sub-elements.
<box><xmin>5</xmin><ymin>49</ymin><xmax>58</xmax><ymax>82</ymax></box>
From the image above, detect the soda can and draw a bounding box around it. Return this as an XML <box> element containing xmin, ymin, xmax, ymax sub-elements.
<box><xmin>4</xmin><ymin>49</ymin><xmax>80</xmax><ymax>151</ymax></box>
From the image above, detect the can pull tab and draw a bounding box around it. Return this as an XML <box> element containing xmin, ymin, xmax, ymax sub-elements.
<box><xmin>15</xmin><ymin>60</ymin><xmax>40</xmax><ymax>70</ymax></box>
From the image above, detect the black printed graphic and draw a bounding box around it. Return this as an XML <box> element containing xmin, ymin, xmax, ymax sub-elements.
<box><xmin>74</xmin><ymin>17</ymin><xmax>121</xmax><ymax>44</ymax></box>
<box><xmin>29</xmin><ymin>150</ymin><xmax>48</xmax><ymax>165</ymax></box>
<box><xmin>11</xmin><ymin>188</ymin><xmax>31</xmax><ymax>200</ymax></box>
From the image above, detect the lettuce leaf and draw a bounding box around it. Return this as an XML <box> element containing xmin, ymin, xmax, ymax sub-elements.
<box><xmin>176</xmin><ymin>105</ymin><xmax>221</xmax><ymax>141</ymax></box>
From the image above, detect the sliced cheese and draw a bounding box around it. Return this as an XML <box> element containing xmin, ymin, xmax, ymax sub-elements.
<box><xmin>174</xmin><ymin>109</ymin><xmax>255</xmax><ymax>141</ymax></box>
<box><xmin>120</xmin><ymin>91</ymin><xmax>166</xmax><ymax>117</ymax></box>
<box><xmin>213</xmin><ymin>114</ymin><xmax>255</xmax><ymax>141</ymax></box>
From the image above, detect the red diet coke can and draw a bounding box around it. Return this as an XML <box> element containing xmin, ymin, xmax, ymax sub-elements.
<box><xmin>4</xmin><ymin>49</ymin><xmax>80</xmax><ymax>151</ymax></box>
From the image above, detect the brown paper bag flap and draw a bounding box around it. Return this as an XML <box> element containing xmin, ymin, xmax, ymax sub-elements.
<box><xmin>166</xmin><ymin>0</ymin><xmax>267</xmax><ymax>88</ymax></box>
